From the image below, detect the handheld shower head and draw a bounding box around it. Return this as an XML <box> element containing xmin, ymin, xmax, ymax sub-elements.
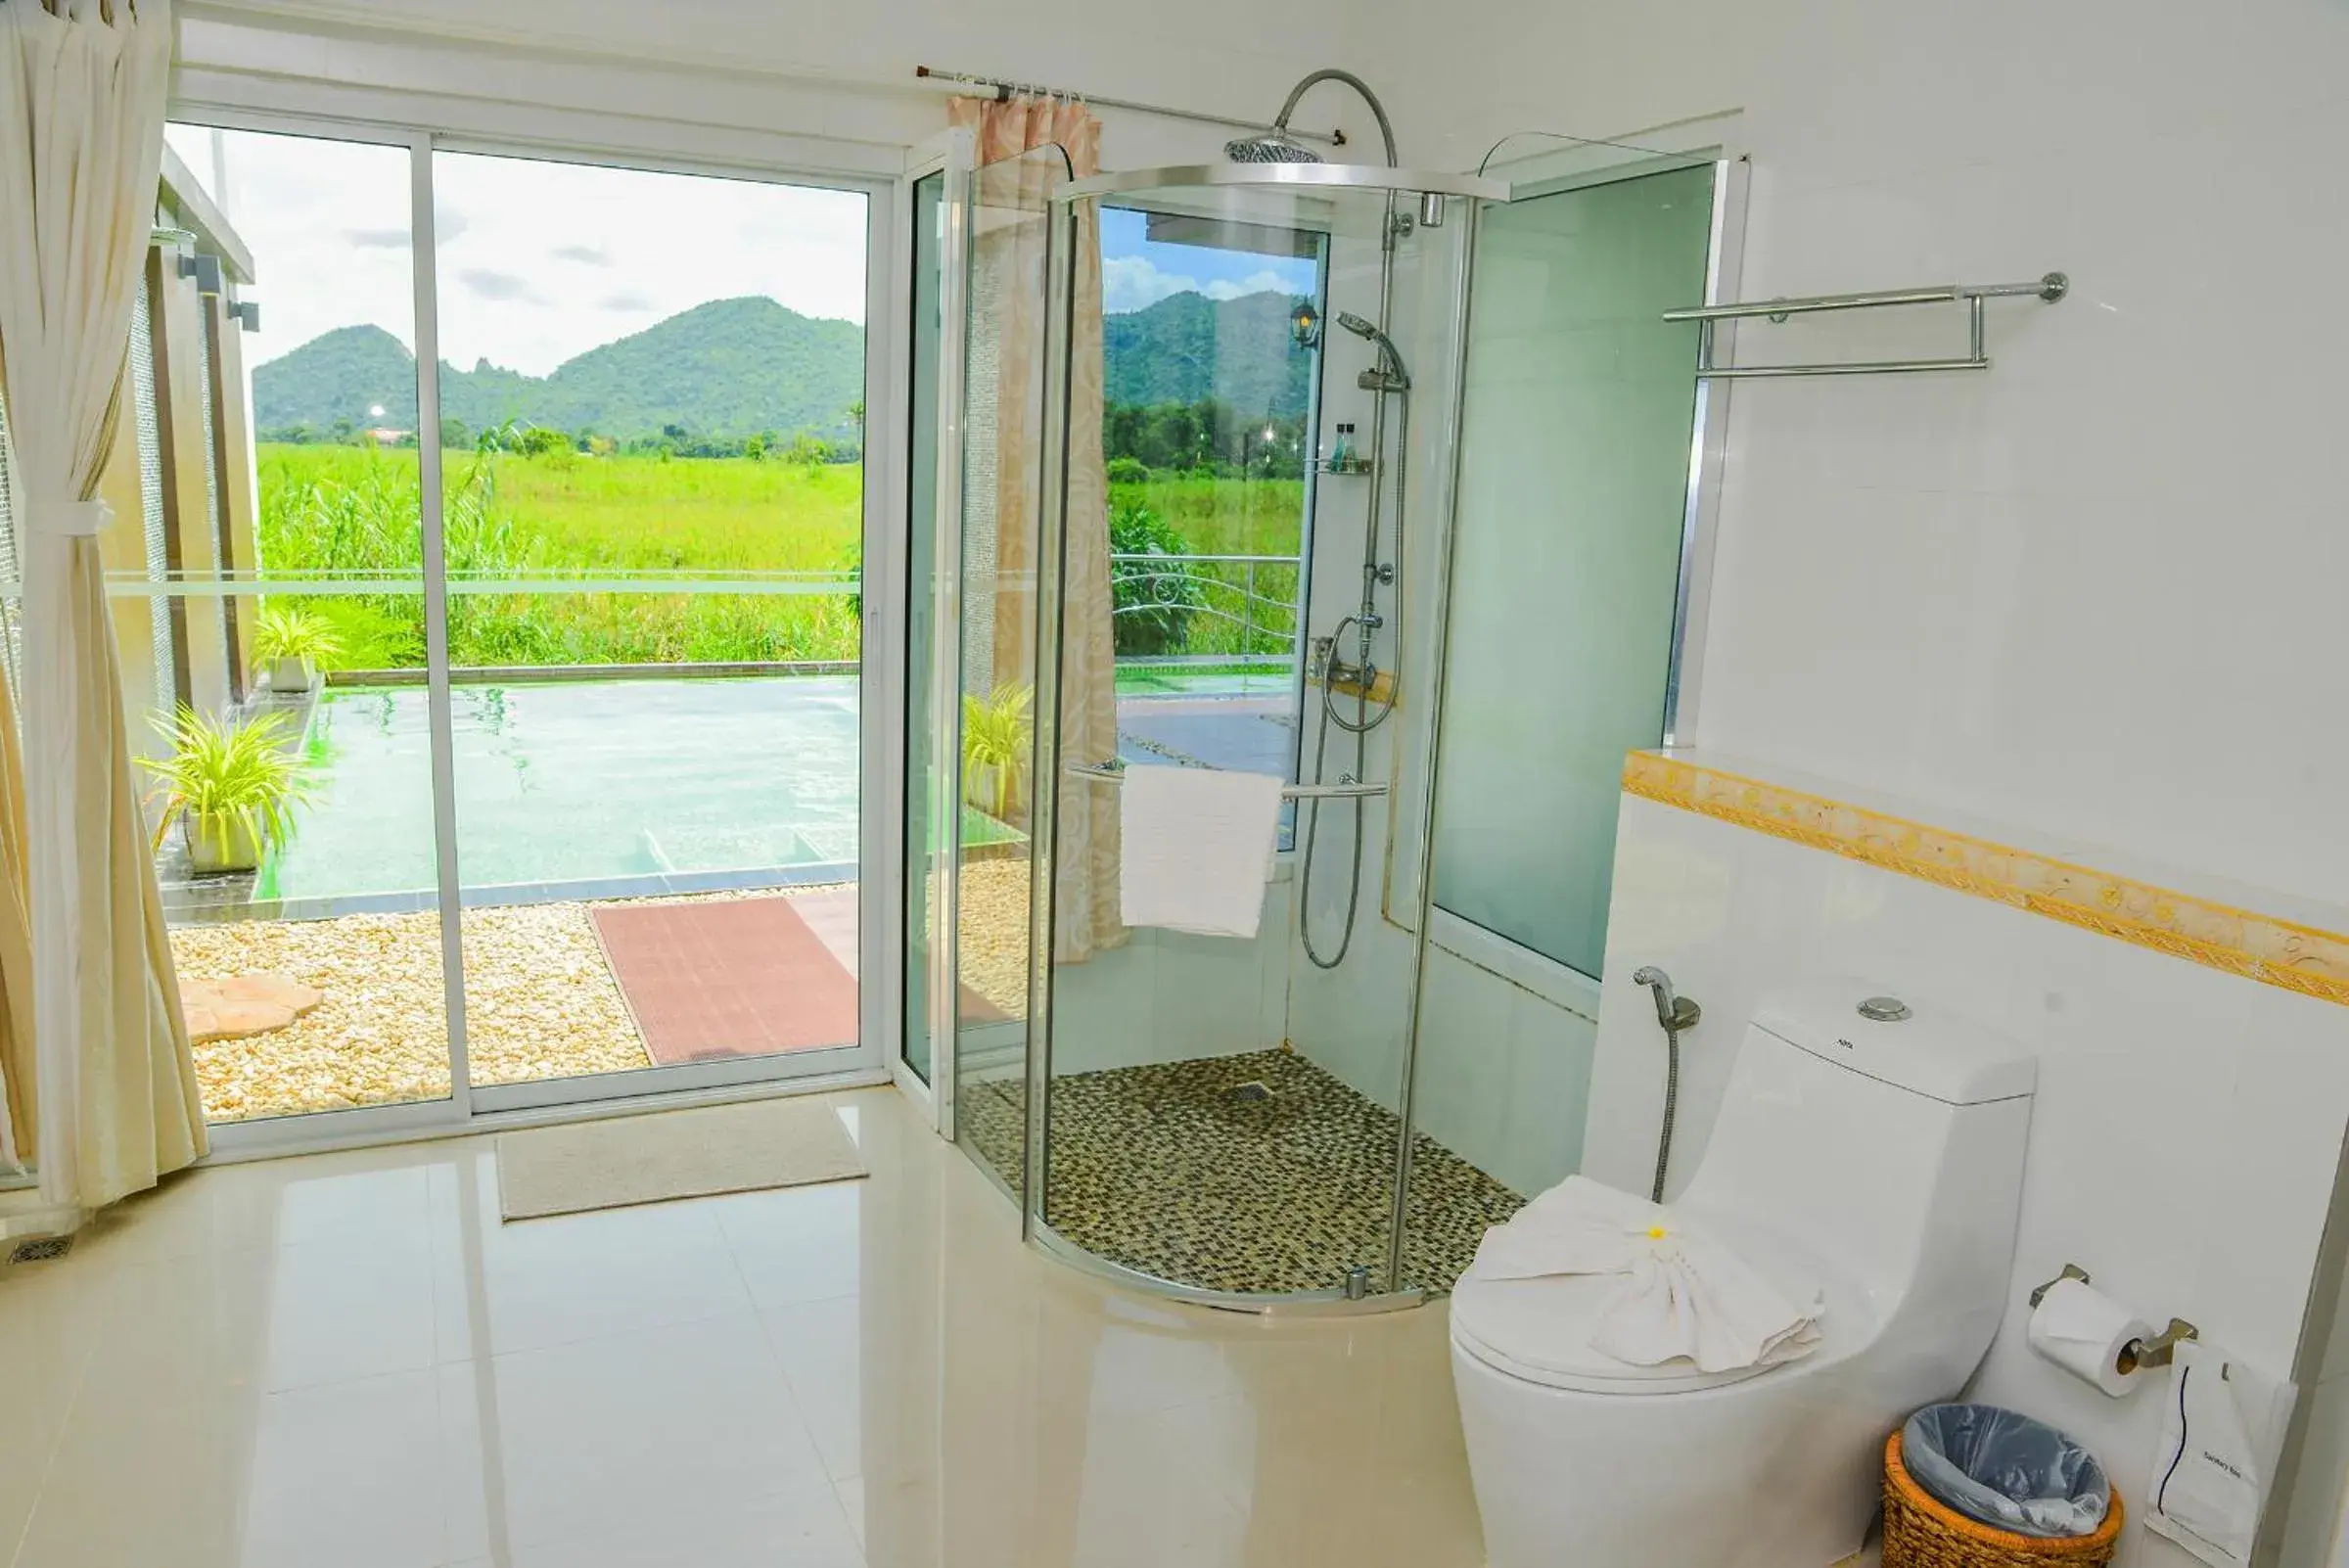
<box><xmin>1334</xmin><ymin>311</ymin><xmax>1409</xmax><ymax>390</ymax></box>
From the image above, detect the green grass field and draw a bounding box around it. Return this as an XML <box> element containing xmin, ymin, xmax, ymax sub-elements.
<box><xmin>256</xmin><ymin>442</ymin><xmax>1306</xmax><ymax>668</ymax></box>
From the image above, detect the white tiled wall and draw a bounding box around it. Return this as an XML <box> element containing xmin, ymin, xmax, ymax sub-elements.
<box><xmin>1369</xmin><ymin>0</ymin><xmax>2349</xmax><ymax>915</ymax></box>
<box><xmin>1587</xmin><ymin>765</ymin><xmax>2349</xmax><ymax>1568</ymax></box>
<box><xmin>1048</xmin><ymin>881</ymin><xmax>1293</xmax><ymax>1078</ymax></box>
<box><xmin>1285</xmin><ymin>893</ymin><xmax>1599</xmax><ymax>1203</ymax></box>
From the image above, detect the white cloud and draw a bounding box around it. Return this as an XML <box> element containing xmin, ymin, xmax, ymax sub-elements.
<box><xmin>1103</xmin><ymin>254</ymin><xmax>1300</xmax><ymax>314</ymax></box>
<box><xmin>1102</xmin><ymin>254</ymin><xmax>1200</xmax><ymax>314</ymax></box>
<box><xmin>183</xmin><ymin>125</ymin><xmax>869</xmax><ymax>376</ymax></box>
<box><xmin>1204</xmin><ymin>270</ymin><xmax>1298</xmax><ymax>302</ymax></box>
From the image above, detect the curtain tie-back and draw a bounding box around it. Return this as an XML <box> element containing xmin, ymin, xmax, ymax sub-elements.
<box><xmin>26</xmin><ymin>499</ymin><xmax>111</xmax><ymax>537</ymax></box>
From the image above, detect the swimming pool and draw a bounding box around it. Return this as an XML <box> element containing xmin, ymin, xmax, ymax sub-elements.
<box><xmin>260</xmin><ymin>676</ymin><xmax>898</xmax><ymax>902</ymax></box>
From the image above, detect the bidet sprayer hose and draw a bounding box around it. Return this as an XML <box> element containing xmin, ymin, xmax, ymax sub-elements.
<box><xmin>1632</xmin><ymin>966</ymin><xmax>1699</xmax><ymax>1204</ymax></box>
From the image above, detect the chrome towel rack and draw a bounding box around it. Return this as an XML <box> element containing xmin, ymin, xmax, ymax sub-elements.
<box><xmin>1065</xmin><ymin>761</ymin><xmax>1388</xmax><ymax>802</ymax></box>
<box><xmin>1663</xmin><ymin>272</ymin><xmax>2068</xmax><ymax>379</ymax></box>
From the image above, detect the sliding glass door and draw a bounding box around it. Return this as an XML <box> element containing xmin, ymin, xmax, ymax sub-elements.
<box><xmin>428</xmin><ymin>147</ymin><xmax>874</xmax><ymax>1108</ymax></box>
<box><xmin>135</xmin><ymin>116</ymin><xmax>890</xmax><ymax>1140</ymax></box>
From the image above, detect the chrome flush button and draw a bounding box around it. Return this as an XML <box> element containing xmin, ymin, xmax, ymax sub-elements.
<box><xmin>1858</xmin><ymin>995</ymin><xmax>1912</xmax><ymax>1022</ymax></box>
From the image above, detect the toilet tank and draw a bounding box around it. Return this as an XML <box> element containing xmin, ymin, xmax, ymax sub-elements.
<box><xmin>1675</xmin><ymin>982</ymin><xmax>2036</xmax><ymax>1329</ymax></box>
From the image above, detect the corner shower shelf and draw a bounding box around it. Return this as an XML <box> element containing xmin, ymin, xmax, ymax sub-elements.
<box><xmin>1662</xmin><ymin>271</ymin><xmax>2068</xmax><ymax>379</ymax></box>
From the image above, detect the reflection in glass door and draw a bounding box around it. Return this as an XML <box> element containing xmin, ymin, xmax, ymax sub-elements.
<box><xmin>426</xmin><ymin>149</ymin><xmax>876</xmax><ymax>1105</ymax></box>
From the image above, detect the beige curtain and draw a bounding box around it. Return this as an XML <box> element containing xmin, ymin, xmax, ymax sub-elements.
<box><xmin>0</xmin><ymin>637</ymin><xmax>33</xmax><ymax>1169</ymax></box>
<box><xmin>948</xmin><ymin>96</ymin><xmax>1124</xmax><ymax>964</ymax></box>
<box><xmin>0</xmin><ymin>359</ymin><xmax>32</xmax><ymax>1168</ymax></box>
<box><xmin>0</xmin><ymin>0</ymin><xmax>206</xmax><ymax>1209</ymax></box>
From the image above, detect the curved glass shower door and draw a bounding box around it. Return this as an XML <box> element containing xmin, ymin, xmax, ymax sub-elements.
<box><xmin>950</xmin><ymin>151</ymin><xmax>1728</xmax><ymax>1312</ymax></box>
<box><xmin>942</xmin><ymin>143</ymin><xmax>1077</xmax><ymax>1202</ymax></box>
<box><xmin>1030</xmin><ymin>168</ymin><xmax>1489</xmax><ymax>1304</ymax></box>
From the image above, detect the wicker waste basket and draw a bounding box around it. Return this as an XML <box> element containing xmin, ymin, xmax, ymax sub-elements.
<box><xmin>1882</xmin><ymin>1430</ymin><xmax>2124</xmax><ymax>1568</ymax></box>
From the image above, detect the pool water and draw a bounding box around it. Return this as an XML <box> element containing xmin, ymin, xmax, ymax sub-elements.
<box><xmin>261</xmin><ymin>677</ymin><xmax>899</xmax><ymax>901</ymax></box>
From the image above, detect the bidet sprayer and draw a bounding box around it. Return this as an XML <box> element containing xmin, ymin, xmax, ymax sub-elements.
<box><xmin>1633</xmin><ymin>966</ymin><xmax>1700</xmax><ymax>1033</ymax></box>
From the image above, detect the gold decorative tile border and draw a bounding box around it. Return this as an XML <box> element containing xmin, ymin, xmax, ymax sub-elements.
<box><xmin>1622</xmin><ymin>751</ymin><xmax>2349</xmax><ymax>1009</ymax></box>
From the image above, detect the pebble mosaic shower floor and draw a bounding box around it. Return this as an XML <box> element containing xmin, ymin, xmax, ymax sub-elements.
<box><xmin>959</xmin><ymin>1047</ymin><xmax>1525</xmax><ymax>1296</ymax></box>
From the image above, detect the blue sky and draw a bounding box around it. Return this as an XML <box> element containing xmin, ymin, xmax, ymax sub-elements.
<box><xmin>1099</xmin><ymin>207</ymin><xmax>1317</xmax><ymax>315</ymax></box>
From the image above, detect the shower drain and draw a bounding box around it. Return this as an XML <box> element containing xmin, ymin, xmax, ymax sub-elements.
<box><xmin>8</xmin><ymin>1235</ymin><xmax>70</xmax><ymax>1265</ymax></box>
<box><xmin>1224</xmin><ymin>1080</ymin><xmax>1274</xmax><ymax>1104</ymax></box>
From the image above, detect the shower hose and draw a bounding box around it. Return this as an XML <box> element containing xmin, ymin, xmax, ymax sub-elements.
<box><xmin>1650</xmin><ymin>1018</ymin><xmax>1681</xmax><ymax>1205</ymax></box>
<box><xmin>1297</xmin><ymin>393</ymin><xmax>1408</xmax><ymax>972</ymax></box>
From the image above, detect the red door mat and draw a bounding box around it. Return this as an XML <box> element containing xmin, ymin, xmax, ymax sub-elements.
<box><xmin>592</xmin><ymin>898</ymin><xmax>859</xmax><ymax>1065</ymax></box>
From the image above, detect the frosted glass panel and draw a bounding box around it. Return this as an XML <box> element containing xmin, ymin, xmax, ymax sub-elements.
<box><xmin>1430</xmin><ymin>165</ymin><xmax>1714</xmax><ymax>978</ymax></box>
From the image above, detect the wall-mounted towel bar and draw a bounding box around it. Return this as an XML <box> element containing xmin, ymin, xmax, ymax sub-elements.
<box><xmin>1065</xmin><ymin>761</ymin><xmax>1388</xmax><ymax>802</ymax></box>
<box><xmin>1663</xmin><ymin>272</ymin><xmax>2068</xmax><ymax>379</ymax></box>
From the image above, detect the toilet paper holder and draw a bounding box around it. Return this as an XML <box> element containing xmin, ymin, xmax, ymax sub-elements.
<box><xmin>2030</xmin><ymin>1264</ymin><xmax>2200</xmax><ymax>1371</ymax></box>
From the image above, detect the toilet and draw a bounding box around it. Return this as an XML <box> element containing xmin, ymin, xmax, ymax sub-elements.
<box><xmin>1450</xmin><ymin>981</ymin><xmax>2037</xmax><ymax>1568</ymax></box>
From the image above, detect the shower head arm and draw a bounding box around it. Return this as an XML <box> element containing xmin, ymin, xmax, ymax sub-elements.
<box><xmin>1270</xmin><ymin>69</ymin><xmax>1399</xmax><ymax>167</ymax></box>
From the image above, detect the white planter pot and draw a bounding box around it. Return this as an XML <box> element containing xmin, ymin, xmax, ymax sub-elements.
<box><xmin>186</xmin><ymin>814</ymin><xmax>263</xmax><ymax>874</ymax></box>
<box><xmin>267</xmin><ymin>655</ymin><xmax>317</xmax><ymax>693</ymax></box>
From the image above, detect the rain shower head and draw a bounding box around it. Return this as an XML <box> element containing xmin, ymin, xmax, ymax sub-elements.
<box><xmin>1225</xmin><ymin>69</ymin><xmax>1399</xmax><ymax>168</ymax></box>
<box><xmin>1223</xmin><ymin>127</ymin><xmax>1323</xmax><ymax>163</ymax></box>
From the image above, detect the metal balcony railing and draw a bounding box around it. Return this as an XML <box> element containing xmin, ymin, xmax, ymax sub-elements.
<box><xmin>1108</xmin><ymin>550</ymin><xmax>1302</xmax><ymax>662</ymax></box>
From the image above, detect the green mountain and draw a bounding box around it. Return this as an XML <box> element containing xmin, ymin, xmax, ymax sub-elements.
<box><xmin>253</xmin><ymin>297</ymin><xmax>865</xmax><ymax>441</ymax></box>
<box><xmin>1101</xmin><ymin>290</ymin><xmax>1314</xmax><ymax>419</ymax></box>
<box><xmin>253</xmin><ymin>289</ymin><xmax>1313</xmax><ymax>443</ymax></box>
<box><xmin>251</xmin><ymin>324</ymin><xmax>423</xmax><ymax>432</ymax></box>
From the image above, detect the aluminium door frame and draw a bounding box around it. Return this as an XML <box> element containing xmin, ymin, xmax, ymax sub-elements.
<box><xmin>890</xmin><ymin>126</ymin><xmax>975</xmax><ymax>1136</ymax></box>
<box><xmin>160</xmin><ymin>102</ymin><xmax>901</xmax><ymax>1156</ymax></box>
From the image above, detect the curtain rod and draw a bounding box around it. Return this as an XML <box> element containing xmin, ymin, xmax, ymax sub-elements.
<box><xmin>912</xmin><ymin>66</ymin><xmax>1345</xmax><ymax>147</ymax></box>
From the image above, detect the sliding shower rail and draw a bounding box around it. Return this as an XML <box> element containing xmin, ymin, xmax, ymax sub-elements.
<box><xmin>1664</xmin><ymin>271</ymin><xmax>2068</xmax><ymax>378</ymax></box>
<box><xmin>1064</xmin><ymin>761</ymin><xmax>1388</xmax><ymax>801</ymax></box>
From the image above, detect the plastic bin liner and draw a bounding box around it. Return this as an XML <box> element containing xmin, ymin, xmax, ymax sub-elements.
<box><xmin>1902</xmin><ymin>1404</ymin><xmax>2112</xmax><ymax>1539</ymax></box>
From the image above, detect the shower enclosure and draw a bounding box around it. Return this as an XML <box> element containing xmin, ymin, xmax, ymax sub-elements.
<box><xmin>907</xmin><ymin>132</ymin><xmax>1739</xmax><ymax>1311</ymax></box>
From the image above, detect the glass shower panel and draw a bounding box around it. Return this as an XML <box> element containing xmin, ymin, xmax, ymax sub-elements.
<box><xmin>903</xmin><ymin>168</ymin><xmax>945</xmax><ymax>1087</ymax></box>
<box><xmin>949</xmin><ymin>145</ymin><xmax>1074</xmax><ymax>1200</ymax></box>
<box><xmin>1428</xmin><ymin>165</ymin><xmax>1715</xmax><ymax>979</ymax></box>
<box><xmin>1040</xmin><ymin>178</ymin><xmax>1442</xmax><ymax>1301</ymax></box>
<box><xmin>1403</xmin><ymin>164</ymin><xmax>1717</xmax><ymax>1286</ymax></box>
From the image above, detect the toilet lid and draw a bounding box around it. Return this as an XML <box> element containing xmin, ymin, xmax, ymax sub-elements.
<box><xmin>1450</xmin><ymin>1268</ymin><xmax>1787</xmax><ymax>1394</ymax></box>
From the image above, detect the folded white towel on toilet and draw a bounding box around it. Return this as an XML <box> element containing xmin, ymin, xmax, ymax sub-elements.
<box><xmin>1471</xmin><ymin>1176</ymin><xmax>1823</xmax><ymax>1374</ymax></box>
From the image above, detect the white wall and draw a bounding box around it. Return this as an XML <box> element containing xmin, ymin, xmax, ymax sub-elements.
<box><xmin>1374</xmin><ymin>0</ymin><xmax>2349</xmax><ymax>911</ymax></box>
<box><xmin>172</xmin><ymin>0</ymin><xmax>1383</xmax><ymax>173</ymax></box>
<box><xmin>1585</xmin><ymin>763</ymin><xmax>2349</xmax><ymax>1568</ymax></box>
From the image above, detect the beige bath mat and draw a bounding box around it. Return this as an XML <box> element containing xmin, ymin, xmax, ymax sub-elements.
<box><xmin>495</xmin><ymin>1095</ymin><xmax>867</xmax><ymax>1221</ymax></box>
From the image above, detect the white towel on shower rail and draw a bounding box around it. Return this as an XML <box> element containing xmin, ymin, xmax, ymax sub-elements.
<box><xmin>1471</xmin><ymin>1176</ymin><xmax>1823</xmax><ymax>1373</ymax></box>
<box><xmin>1118</xmin><ymin>765</ymin><xmax>1286</xmax><ymax>939</ymax></box>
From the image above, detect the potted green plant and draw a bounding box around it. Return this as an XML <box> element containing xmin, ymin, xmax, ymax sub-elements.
<box><xmin>251</xmin><ymin>604</ymin><xmax>342</xmax><ymax>693</ymax></box>
<box><xmin>962</xmin><ymin>681</ymin><xmax>1034</xmax><ymax>824</ymax></box>
<box><xmin>141</xmin><ymin>706</ymin><xmax>315</xmax><ymax>873</ymax></box>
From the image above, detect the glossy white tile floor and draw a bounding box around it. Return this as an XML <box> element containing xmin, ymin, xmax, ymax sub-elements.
<box><xmin>0</xmin><ymin>1087</ymin><xmax>1486</xmax><ymax>1568</ymax></box>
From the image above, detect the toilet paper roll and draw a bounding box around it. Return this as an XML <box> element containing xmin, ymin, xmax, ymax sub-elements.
<box><xmin>2028</xmin><ymin>1277</ymin><xmax>2154</xmax><ymax>1398</ymax></box>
